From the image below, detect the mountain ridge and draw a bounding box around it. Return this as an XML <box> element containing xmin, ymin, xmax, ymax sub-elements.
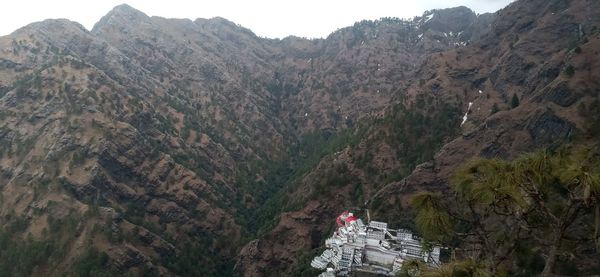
<box><xmin>0</xmin><ymin>0</ymin><xmax>598</xmax><ymax>276</ymax></box>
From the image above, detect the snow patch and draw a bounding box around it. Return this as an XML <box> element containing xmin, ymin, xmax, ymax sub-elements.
<box><xmin>454</xmin><ymin>41</ymin><xmax>467</xmax><ymax>47</ymax></box>
<box><xmin>461</xmin><ymin>113</ymin><xmax>468</xmax><ymax>126</ymax></box>
<box><xmin>424</xmin><ymin>13</ymin><xmax>434</xmax><ymax>23</ymax></box>
<box><xmin>461</xmin><ymin>102</ymin><xmax>473</xmax><ymax>126</ymax></box>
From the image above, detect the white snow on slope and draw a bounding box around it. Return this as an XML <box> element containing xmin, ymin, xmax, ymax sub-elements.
<box><xmin>461</xmin><ymin>102</ymin><xmax>473</xmax><ymax>126</ymax></box>
<box><xmin>424</xmin><ymin>13</ymin><xmax>434</xmax><ymax>23</ymax></box>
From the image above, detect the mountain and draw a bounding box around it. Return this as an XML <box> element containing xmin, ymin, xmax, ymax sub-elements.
<box><xmin>0</xmin><ymin>0</ymin><xmax>598</xmax><ymax>276</ymax></box>
<box><xmin>235</xmin><ymin>0</ymin><xmax>600</xmax><ymax>275</ymax></box>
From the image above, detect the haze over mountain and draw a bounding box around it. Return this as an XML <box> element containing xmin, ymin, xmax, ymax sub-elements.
<box><xmin>0</xmin><ymin>0</ymin><xmax>513</xmax><ymax>38</ymax></box>
<box><xmin>0</xmin><ymin>0</ymin><xmax>598</xmax><ymax>276</ymax></box>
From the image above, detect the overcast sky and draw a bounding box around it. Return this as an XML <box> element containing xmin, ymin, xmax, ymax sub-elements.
<box><xmin>1</xmin><ymin>0</ymin><xmax>514</xmax><ymax>38</ymax></box>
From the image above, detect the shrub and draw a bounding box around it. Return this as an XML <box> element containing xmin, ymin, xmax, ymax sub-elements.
<box><xmin>511</xmin><ymin>93</ymin><xmax>520</xmax><ymax>109</ymax></box>
<box><xmin>564</xmin><ymin>64</ymin><xmax>575</xmax><ymax>77</ymax></box>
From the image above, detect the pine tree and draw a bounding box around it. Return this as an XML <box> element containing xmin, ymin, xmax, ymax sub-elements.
<box><xmin>412</xmin><ymin>146</ymin><xmax>600</xmax><ymax>276</ymax></box>
<box><xmin>491</xmin><ymin>103</ymin><xmax>499</xmax><ymax>115</ymax></box>
<box><xmin>511</xmin><ymin>93</ymin><xmax>520</xmax><ymax>109</ymax></box>
<box><xmin>565</xmin><ymin>64</ymin><xmax>575</xmax><ymax>77</ymax></box>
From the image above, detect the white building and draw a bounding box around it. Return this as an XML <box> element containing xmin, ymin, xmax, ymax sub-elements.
<box><xmin>311</xmin><ymin>211</ymin><xmax>441</xmax><ymax>276</ymax></box>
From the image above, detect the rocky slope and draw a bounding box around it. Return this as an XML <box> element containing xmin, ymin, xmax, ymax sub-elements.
<box><xmin>235</xmin><ymin>0</ymin><xmax>600</xmax><ymax>275</ymax></box>
<box><xmin>0</xmin><ymin>0</ymin><xmax>598</xmax><ymax>276</ymax></box>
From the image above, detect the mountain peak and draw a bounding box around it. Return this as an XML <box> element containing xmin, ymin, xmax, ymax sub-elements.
<box><xmin>91</xmin><ymin>4</ymin><xmax>149</xmax><ymax>33</ymax></box>
<box><xmin>105</xmin><ymin>3</ymin><xmax>147</xmax><ymax>19</ymax></box>
<box><xmin>11</xmin><ymin>18</ymin><xmax>88</xmax><ymax>37</ymax></box>
<box><xmin>111</xmin><ymin>3</ymin><xmax>140</xmax><ymax>13</ymax></box>
<box><xmin>421</xmin><ymin>5</ymin><xmax>477</xmax><ymax>32</ymax></box>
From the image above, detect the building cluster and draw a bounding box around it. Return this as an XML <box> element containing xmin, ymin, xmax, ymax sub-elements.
<box><xmin>311</xmin><ymin>211</ymin><xmax>440</xmax><ymax>276</ymax></box>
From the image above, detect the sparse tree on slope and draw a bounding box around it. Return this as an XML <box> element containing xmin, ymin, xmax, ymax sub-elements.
<box><xmin>511</xmin><ymin>93</ymin><xmax>520</xmax><ymax>109</ymax></box>
<box><xmin>412</xmin><ymin>146</ymin><xmax>600</xmax><ymax>276</ymax></box>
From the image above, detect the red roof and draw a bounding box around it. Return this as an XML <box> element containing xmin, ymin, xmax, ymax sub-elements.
<box><xmin>336</xmin><ymin>211</ymin><xmax>358</xmax><ymax>226</ymax></box>
<box><xmin>336</xmin><ymin>211</ymin><xmax>348</xmax><ymax>226</ymax></box>
<box><xmin>346</xmin><ymin>215</ymin><xmax>358</xmax><ymax>223</ymax></box>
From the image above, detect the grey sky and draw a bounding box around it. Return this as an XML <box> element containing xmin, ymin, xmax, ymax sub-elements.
<box><xmin>1</xmin><ymin>0</ymin><xmax>514</xmax><ymax>39</ymax></box>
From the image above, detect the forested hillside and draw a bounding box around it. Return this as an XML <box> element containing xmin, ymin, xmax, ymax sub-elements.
<box><xmin>0</xmin><ymin>0</ymin><xmax>598</xmax><ymax>276</ymax></box>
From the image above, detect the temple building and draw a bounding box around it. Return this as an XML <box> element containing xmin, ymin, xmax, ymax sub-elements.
<box><xmin>311</xmin><ymin>211</ymin><xmax>441</xmax><ymax>276</ymax></box>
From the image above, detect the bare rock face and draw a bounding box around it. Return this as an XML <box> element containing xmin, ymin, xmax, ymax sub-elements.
<box><xmin>107</xmin><ymin>245</ymin><xmax>148</xmax><ymax>272</ymax></box>
<box><xmin>534</xmin><ymin>81</ymin><xmax>582</xmax><ymax>107</ymax></box>
<box><xmin>526</xmin><ymin>109</ymin><xmax>575</xmax><ymax>145</ymax></box>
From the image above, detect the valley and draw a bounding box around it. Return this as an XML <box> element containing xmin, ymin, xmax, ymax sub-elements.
<box><xmin>0</xmin><ymin>0</ymin><xmax>599</xmax><ymax>276</ymax></box>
